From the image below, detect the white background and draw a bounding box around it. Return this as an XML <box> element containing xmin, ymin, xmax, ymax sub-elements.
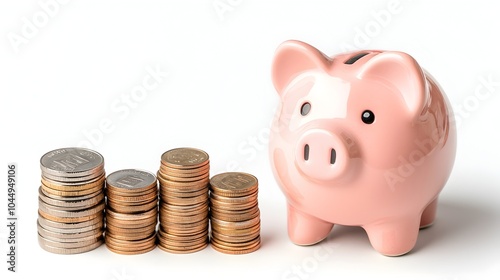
<box><xmin>1</xmin><ymin>0</ymin><xmax>499</xmax><ymax>279</ymax></box>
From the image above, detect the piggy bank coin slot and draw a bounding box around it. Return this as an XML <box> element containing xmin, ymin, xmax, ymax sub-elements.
<box><xmin>344</xmin><ymin>53</ymin><xmax>369</xmax><ymax>65</ymax></box>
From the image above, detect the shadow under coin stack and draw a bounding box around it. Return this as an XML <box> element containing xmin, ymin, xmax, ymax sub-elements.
<box><xmin>157</xmin><ymin>148</ymin><xmax>210</xmax><ymax>253</ymax></box>
<box><xmin>37</xmin><ymin>148</ymin><xmax>105</xmax><ymax>254</ymax></box>
<box><xmin>209</xmin><ymin>172</ymin><xmax>261</xmax><ymax>254</ymax></box>
<box><xmin>105</xmin><ymin>169</ymin><xmax>158</xmax><ymax>255</ymax></box>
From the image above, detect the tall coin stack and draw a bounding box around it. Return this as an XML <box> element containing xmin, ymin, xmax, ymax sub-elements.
<box><xmin>38</xmin><ymin>148</ymin><xmax>105</xmax><ymax>254</ymax></box>
<box><xmin>209</xmin><ymin>172</ymin><xmax>261</xmax><ymax>254</ymax></box>
<box><xmin>157</xmin><ymin>148</ymin><xmax>210</xmax><ymax>253</ymax></box>
<box><xmin>105</xmin><ymin>169</ymin><xmax>158</xmax><ymax>255</ymax></box>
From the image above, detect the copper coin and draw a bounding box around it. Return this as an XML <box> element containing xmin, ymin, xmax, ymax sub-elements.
<box><xmin>211</xmin><ymin>230</ymin><xmax>260</xmax><ymax>243</ymax></box>
<box><xmin>106</xmin><ymin>207</ymin><xmax>157</xmax><ymax>221</ymax></box>
<box><xmin>209</xmin><ymin>172</ymin><xmax>258</xmax><ymax>195</ymax></box>
<box><xmin>210</xmin><ymin>238</ymin><xmax>260</xmax><ymax>255</ymax></box>
<box><xmin>210</xmin><ymin>191</ymin><xmax>258</xmax><ymax>203</ymax></box>
<box><xmin>38</xmin><ymin>210</ymin><xmax>104</xmax><ymax>223</ymax></box>
<box><xmin>107</xmin><ymin>199</ymin><xmax>158</xmax><ymax>213</ymax></box>
<box><xmin>41</xmin><ymin>183</ymin><xmax>104</xmax><ymax>197</ymax></box>
<box><xmin>210</xmin><ymin>208</ymin><xmax>260</xmax><ymax>222</ymax></box>
<box><xmin>160</xmin><ymin>148</ymin><xmax>209</xmax><ymax>169</ymax></box>
<box><xmin>211</xmin><ymin>221</ymin><xmax>261</xmax><ymax>235</ymax></box>
<box><xmin>158</xmin><ymin>242</ymin><xmax>208</xmax><ymax>254</ymax></box>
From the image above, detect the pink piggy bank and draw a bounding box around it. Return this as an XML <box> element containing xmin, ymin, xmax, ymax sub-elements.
<box><xmin>269</xmin><ymin>40</ymin><xmax>456</xmax><ymax>256</ymax></box>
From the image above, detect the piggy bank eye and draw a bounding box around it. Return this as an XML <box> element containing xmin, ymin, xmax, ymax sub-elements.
<box><xmin>300</xmin><ymin>102</ymin><xmax>311</xmax><ymax>116</ymax></box>
<box><xmin>361</xmin><ymin>110</ymin><xmax>375</xmax><ymax>124</ymax></box>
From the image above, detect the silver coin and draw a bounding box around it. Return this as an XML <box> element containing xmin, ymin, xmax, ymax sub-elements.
<box><xmin>38</xmin><ymin>187</ymin><xmax>104</xmax><ymax>209</ymax></box>
<box><xmin>38</xmin><ymin>234</ymin><xmax>103</xmax><ymax>250</ymax></box>
<box><xmin>38</xmin><ymin>201</ymin><xmax>105</xmax><ymax>218</ymax></box>
<box><xmin>42</xmin><ymin>169</ymin><xmax>105</xmax><ymax>183</ymax></box>
<box><xmin>40</xmin><ymin>147</ymin><xmax>104</xmax><ymax>177</ymax></box>
<box><xmin>38</xmin><ymin>217</ymin><xmax>103</xmax><ymax>233</ymax></box>
<box><xmin>38</xmin><ymin>197</ymin><xmax>104</xmax><ymax>212</ymax></box>
<box><xmin>106</xmin><ymin>169</ymin><xmax>156</xmax><ymax>191</ymax></box>
<box><xmin>42</xmin><ymin>173</ymin><xmax>104</xmax><ymax>186</ymax></box>
<box><xmin>37</xmin><ymin>222</ymin><xmax>103</xmax><ymax>239</ymax></box>
<box><xmin>38</xmin><ymin>238</ymin><xmax>103</xmax><ymax>254</ymax></box>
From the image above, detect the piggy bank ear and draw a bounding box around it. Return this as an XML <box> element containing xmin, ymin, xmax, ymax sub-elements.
<box><xmin>357</xmin><ymin>52</ymin><xmax>429</xmax><ymax>117</ymax></box>
<box><xmin>272</xmin><ymin>40</ymin><xmax>329</xmax><ymax>95</ymax></box>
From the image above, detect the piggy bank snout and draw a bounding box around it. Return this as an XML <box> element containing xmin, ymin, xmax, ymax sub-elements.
<box><xmin>295</xmin><ymin>129</ymin><xmax>349</xmax><ymax>181</ymax></box>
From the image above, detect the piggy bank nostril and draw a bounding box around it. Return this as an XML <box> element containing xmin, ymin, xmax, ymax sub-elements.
<box><xmin>304</xmin><ymin>144</ymin><xmax>310</xmax><ymax>161</ymax></box>
<box><xmin>330</xmin><ymin>148</ymin><xmax>336</xmax><ymax>164</ymax></box>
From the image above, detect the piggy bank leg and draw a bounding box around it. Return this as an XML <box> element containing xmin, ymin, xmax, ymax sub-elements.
<box><xmin>287</xmin><ymin>203</ymin><xmax>333</xmax><ymax>245</ymax></box>
<box><xmin>420</xmin><ymin>198</ymin><xmax>438</xmax><ymax>228</ymax></box>
<box><xmin>364</xmin><ymin>217</ymin><xmax>420</xmax><ymax>256</ymax></box>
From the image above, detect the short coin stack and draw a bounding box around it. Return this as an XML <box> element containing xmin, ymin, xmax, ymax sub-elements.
<box><xmin>37</xmin><ymin>148</ymin><xmax>105</xmax><ymax>254</ymax></box>
<box><xmin>209</xmin><ymin>172</ymin><xmax>261</xmax><ymax>254</ymax></box>
<box><xmin>105</xmin><ymin>169</ymin><xmax>158</xmax><ymax>255</ymax></box>
<box><xmin>157</xmin><ymin>148</ymin><xmax>210</xmax><ymax>253</ymax></box>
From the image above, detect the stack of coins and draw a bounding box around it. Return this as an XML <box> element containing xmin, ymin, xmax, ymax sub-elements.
<box><xmin>157</xmin><ymin>148</ymin><xmax>210</xmax><ymax>253</ymax></box>
<box><xmin>37</xmin><ymin>148</ymin><xmax>105</xmax><ymax>254</ymax></box>
<box><xmin>209</xmin><ymin>172</ymin><xmax>261</xmax><ymax>254</ymax></box>
<box><xmin>105</xmin><ymin>169</ymin><xmax>158</xmax><ymax>255</ymax></box>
